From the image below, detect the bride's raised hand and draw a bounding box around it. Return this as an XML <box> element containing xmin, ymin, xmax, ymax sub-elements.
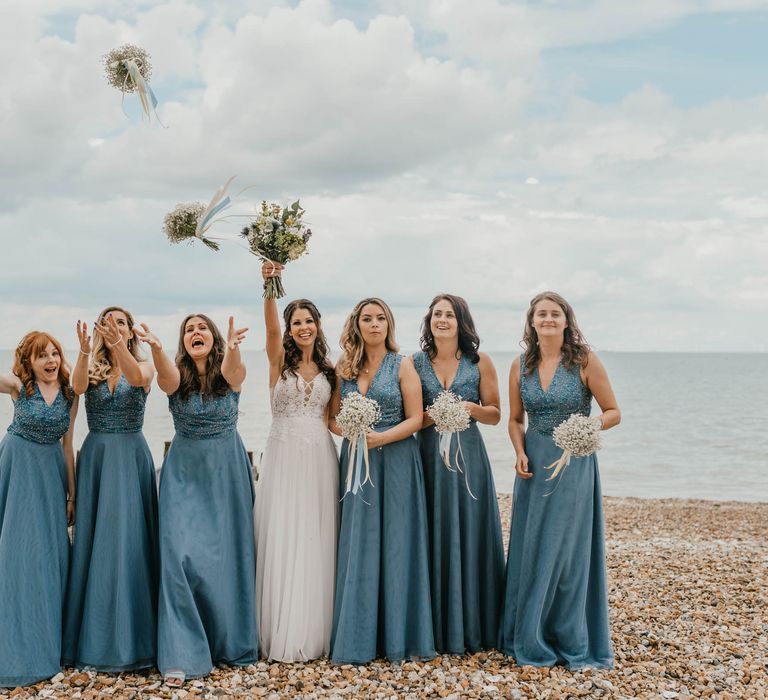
<box><xmin>261</xmin><ymin>260</ymin><xmax>284</xmax><ymax>282</ymax></box>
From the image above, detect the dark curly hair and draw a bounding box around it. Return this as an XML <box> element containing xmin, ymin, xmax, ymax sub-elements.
<box><xmin>175</xmin><ymin>313</ymin><xmax>230</xmax><ymax>401</ymax></box>
<box><xmin>419</xmin><ymin>294</ymin><xmax>480</xmax><ymax>364</ymax></box>
<box><xmin>13</xmin><ymin>331</ymin><xmax>74</xmax><ymax>402</ymax></box>
<box><xmin>522</xmin><ymin>291</ymin><xmax>591</xmax><ymax>376</ymax></box>
<box><xmin>281</xmin><ymin>299</ymin><xmax>335</xmax><ymax>391</ymax></box>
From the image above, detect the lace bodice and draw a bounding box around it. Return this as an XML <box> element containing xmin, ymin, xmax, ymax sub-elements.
<box><xmin>341</xmin><ymin>352</ymin><xmax>404</xmax><ymax>429</ymax></box>
<box><xmin>7</xmin><ymin>383</ymin><xmax>72</xmax><ymax>444</ymax></box>
<box><xmin>85</xmin><ymin>375</ymin><xmax>147</xmax><ymax>433</ymax></box>
<box><xmin>271</xmin><ymin>372</ymin><xmax>332</xmax><ymax>419</ymax></box>
<box><xmin>413</xmin><ymin>350</ymin><xmax>480</xmax><ymax>408</ymax></box>
<box><xmin>520</xmin><ymin>355</ymin><xmax>592</xmax><ymax>435</ymax></box>
<box><xmin>169</xmin><ymin>388</ymin><xmax>240</xmax><ymax>439</ymax></box>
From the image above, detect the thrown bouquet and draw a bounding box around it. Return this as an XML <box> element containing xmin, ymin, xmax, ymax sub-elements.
<box><xmin>102</xmin><ymin>44</ymin><xmax>162</xmax><ymax>123</ymax></box>
<box><xmin>336</xmin><ymin>391</ymin><xmax>381</xmax><ymax>497</ymax></box>
<box><xmin>426</xmin><ymin>391</ymin><xmax>476</xmax><ymax>498</ymax></box>
<box><xmin>240</xmin><ymin>200</ymin><xmax>312</xmax><ymax>299</ymax></box>
<box><xmin>544</xmin><ymin>414</ymin><xmax>603</xmax><ymax>492</ymax></box>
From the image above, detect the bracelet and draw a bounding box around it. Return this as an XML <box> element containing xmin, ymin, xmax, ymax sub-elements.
<box><xmin>108</xmin><ymin>338</ymin><xmax>123</xmax><ymax>348</ymax></box>
<box><xmin>79</xmin><ymin>349</ymin><xmax>89</xmax><ymax>356</ymax></box>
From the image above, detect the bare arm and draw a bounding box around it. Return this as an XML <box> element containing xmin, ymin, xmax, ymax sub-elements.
<box><xmin>0</xmin><ymin>374</ymin><xmax>21</xmax><ymax>398</ymax></box>
<box><xmin>466</xmin><ymin>352</ymin><xmax>501</xmax><ymax>425</ymax></box>
<box><xmin>508</xmin><ymin>357</ymin><xmax>531</xmax><ymax>479</ymax></box>
<box><xmin>134</xmin><ymin>324</ymin><xmax>180</xmax><ymax>396</ymax></box>
<box><xmin>63</xmin><ymin>396</ymin><xmax>79</xmax><ymax>526</ymax></box>
<box><xmin>328</xmin><ymin>374</ymin><xmax>343</xmax><ymax>437</ymax></box>
<box><xmin>262</xmin><ymin>262</ymin><xmax>286</xmax><ymax>388</ymax></box>
<box><xmin>222</xmin><ymin>316</ymin><xmax>248</xmax><ymax>390</ymax></box>
<box><xmin>72</xmin><ymin>321</ymin><xmax>91</xmax><ymax>395</ymax></box>
<box><xmin>582</xmin><ymin>352</ymin><xmax>621</xmax><ymax>430</ymax></box>
<box><xmin>366</xmin><ymin>357</ymin><xmax>423</xmax><ymax>448</ymax></box>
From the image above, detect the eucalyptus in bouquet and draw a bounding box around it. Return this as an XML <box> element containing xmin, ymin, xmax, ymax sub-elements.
<box><xmin>102</xmin><ymin>44</ymin><xmax>162</xmax><ymax>122</ymax></box>
<box><xmin>336</xmin><ymin>391</ymin><xmax>381</xmax><ymax>497</ymax></box>
<box><xmin>240</xmin><ymin>200</ymin><xmax>312</xmax><ymax>299</ymax></box>
<box><xmin>426</xmin><ymin>390</ymin><xmax>476</xmax><ymax>498</ymax></box>
<box><xmin>544</xmin><ymin>413</ymin><xmax>603</xmax><ymax>491</ymax></box>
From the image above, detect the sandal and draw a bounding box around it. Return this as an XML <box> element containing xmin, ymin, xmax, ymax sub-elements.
<box><xmin>164</xmin><ymin>670</ymin><xmax>186</xmax><ymax>687</ymax></box>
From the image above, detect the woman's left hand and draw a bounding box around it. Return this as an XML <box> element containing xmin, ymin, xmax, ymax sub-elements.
<box><xmin>462</xmin><ymin>401</ymin><xmax>476</xmax><ymax>419</ymax></box>
<box><xmin>365</xmin><ymin>431</ymin><xmax>386</xmax><ymax>449</ymax></box>
<box><xmin>95</xmin><ymin>313</ymin><xmax>123</xmax><ymax>348</ymax></box>
<box><xmin>227</xmin><ymin>316</ymin><xmax>248</xmax><ymax>351</ymax></box>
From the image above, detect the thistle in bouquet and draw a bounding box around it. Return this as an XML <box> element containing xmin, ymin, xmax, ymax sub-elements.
<box><xmin>544</xmin><ymin>413</ymin><xmax>603</xmax><ymax>494</ymax></box>
<box><xmin>336</xmin><ymin>391</ymin><xmax>381</xmax><ymax>497</ymax></box>
<box><xmin>240</xmin><ymin>200</ymin><xmax>312</xmax><ymax>299</ymax></box>
<box><xmin>426</xmin><ymin>390</ymin><xmax>476</xmax><ymax>498</ymax></box>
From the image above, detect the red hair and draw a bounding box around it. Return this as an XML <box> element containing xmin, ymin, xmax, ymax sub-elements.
<box><xmin>13</xmin><ymin>332</ymin><xmax>74</xmax><ymax>401</ymax></box>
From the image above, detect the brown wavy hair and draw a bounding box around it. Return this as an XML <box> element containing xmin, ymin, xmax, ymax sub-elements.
<box><xmin>281</xmin><ymin>299</ymin><xmax>335</xmax><ymax>390</ymax></box>
<box><xmin>522</xmin><ymin>291</ymin><xmax>590</xmax><ymax>376</ymax></box>
<box><xmin>89</xmin><ymin>306</ymin><xmax>145</xmax><ymax>386</ymax></box>
<box><xmin>175</xmin><ymin>313</ymin><xmax>230</xmax><ymax>401</ymax></box>
<box><xmin>338</xmin><ymin>297</ymin><xmax>399</xmax><ymax>381</ymax></box>
<box><xmin>13</xmin><ymin>331</ymin><xmax>74</xmax><ymax>402</ymax></box>
<box><xmin>420</xmin><ymin>294</ymin><xmax>480</xmax><ymax>364</ymax></box>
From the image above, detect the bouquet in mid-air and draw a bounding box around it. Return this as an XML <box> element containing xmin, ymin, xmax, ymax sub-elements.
<box><xmin>426</xmin><ymin>390</ymin><xmax>475</xmax><ymax>498</ymax></box>
<box><xmin>544</xmin><ymin>414</ymin><xmax>603</xmax><ymax>493</ymax></box>
<box><xmin>240</xmin><ymin>200</ymin><xmax>312</xmax><ymax>299</ymax></box>
<box><xmin>336</xmin><ymin>392</ymin><xmax>381</xmax><ymax>498</ymax></box>
<box><xmin>102</xmin><ymin>44</ymin><xmax>162</xmax><ymax>123</ymax></box>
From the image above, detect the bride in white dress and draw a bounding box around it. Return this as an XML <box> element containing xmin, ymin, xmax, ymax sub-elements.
<box><xmin>255</xmin><ymin>262</ymin><xmax>339</xmax><ymax>661</ymax></box>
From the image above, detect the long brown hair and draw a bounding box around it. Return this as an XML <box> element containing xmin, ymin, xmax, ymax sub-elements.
<box><xmin>522</xmin><ymin>291</ymin><xmax>590</xmax><ymax>375</ymax></box>
<box><xmin>420</xmin><ymin>294</ymin><xmax>480</xmax><ymax>364</ymax></box>
<box><xmin>281</xmin><ymin>299</ymin><xmax>335</xmax><ymax>390</ymax></box>
<box><xmin>338</xmin><ymin>297</ymin><xmax>399</xmax><ymax>381</ymax></box>
<box><xmin>13</xmin><ymin>331</ymin><xmax>74</xmax><ymax>401</ymax></box>
<box><xmin>175</xmin><ymin>313</ymin><xmax>229</xmax><ymax>401</ymax></box>
<box><xmin>89</xmin><ymin>306</ymin><xmax>145</xmax><ymax>386</ymax></box>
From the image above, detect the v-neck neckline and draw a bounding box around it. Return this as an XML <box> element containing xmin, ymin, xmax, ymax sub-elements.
<box><xmin>36</xmin><ymin>383</ymin><xmax>61</xmax><ymax>408</ymax></box>
<box><xmin>536</xmin><ymin>359</ymin><xmax>561</xmax><ymax>394</ymax></box>
<box><xmin>428</xmin><ymin>353</ymin><xmax>462</xmax><ymax>392</ymax></box>
<box><xmin>358</xmin><ymin>352</ymin><xmax>388</xmax><ymax>397</ymax></box>
<box><xmin>106</xmin><ymin>374</ymin><xmax>124</xmax><ymax>398</ymax></box>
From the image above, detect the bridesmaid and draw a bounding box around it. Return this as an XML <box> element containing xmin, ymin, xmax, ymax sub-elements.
<box><xmin>255</xmin><ymin>261</ymin><xmax>339</xmax><ymax>661</ymax></box>
<box><xmin>329</xmin><ymin>297</ymin><xmax>435</xmax><ymax>664</ymax></box>
<box><xmin>413</xmin><ymin>294</ymin><xmax>505</xmax><ymax>654</ymax></box>
<box><xmin>135</xmin><ymin>314</ymin><xmax>258</xmax><ymax>684</ymax></box>
<box><xmin>0</xmin><ymin>332</ymin><xmax>77</xmax><ymax>687</ymax></box>
<box><xmin>63</xmin><ymin>308</ymin><xmax>158</xmax><ymax>671</ymax></box>
<box><xmin>500</xmin><ymin>291</ymin><xmax>620</xmax><ymax>669</ymax></box>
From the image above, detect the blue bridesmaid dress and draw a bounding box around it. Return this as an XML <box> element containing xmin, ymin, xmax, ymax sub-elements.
<box><xmin>500</xmin><ymin>356</ymin><xmax>613</xmax><ymax>669</ymax></box>
<box><xmin>157</xmin><ymin>389</ymin><xmax>258</xmax><ymax>678</ymax></box>
<box><xmin>0</xmin><ymin>385</ymin><xmax>71</xmax><ymax>687</ymax></box>
<box><xmin>413</xmin><ymin>351</ymin><xmax>505</xmax><ymax>654</ymax></box>
<box><xmin>62</xmin><ymin>376</ymin><xmax>158</xmax><ymax>670</ymax></box>
<box><xmin>330</xmin><ymin>352</ymin><xmax>435</xmax><ymax>664</ymax></box>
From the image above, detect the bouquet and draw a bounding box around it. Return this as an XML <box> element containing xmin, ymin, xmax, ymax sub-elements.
<box><xmin>544</xmin><ymin>414</ymin><xmax>602</xmax><ymax>491</ymax></box>
<box><xmin>336</xmin><ymin>391</ymin><xmax>381</xmax><ymax>497</ymax></box>
<box><xmin>163</xmin><ymin>203</ymin><xmax>219</xmax><ymax>250</ymax></box>
<box><xmin>102</xmin><ymin>44</ymin><xmax>162</xmax><ymax>123</ymax></box>
<box><xmin>426</xmin><ymin>391</ymin><xmax>476</xmax><ymax>498</ymax></box>
<box><xmin>240</xmin><ymin>200</ymin><xmax>312</xmax><ymax>299</ymax></box>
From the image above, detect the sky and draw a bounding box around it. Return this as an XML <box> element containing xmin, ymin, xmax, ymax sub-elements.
<box><xmin>1</xmin><ymin>0</ymin><xmax>767</xmax><ymax>353</ymax></box>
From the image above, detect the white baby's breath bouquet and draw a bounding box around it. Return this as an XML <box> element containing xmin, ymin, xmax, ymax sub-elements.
<box><xmin>544</xmin><ymin>414</ymin><xmax>603</xmax><ymax>489</ymax></box>
<box><xmin>336</xmin><ymin>391</ymin><xmax>381</xmax><ymax>497</ymax></box>
<box><xmin>102</xmin><ymin>44</ymin><xmax>162</xmax><ymax>123</ymax></box>
<box><xmin>427</xmin><ymin>391</ymin><xmax>476</xmax><ymax>498</ymax></box>
<box><xmin>163</xmin><ymin>203</ymin><xmax>220</xmax><ymax>251</ymax></box>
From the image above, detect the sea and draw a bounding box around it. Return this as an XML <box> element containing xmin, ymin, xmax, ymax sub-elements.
<box><xmin>1</xmin><ymin>351</ymin><xmax>765</xmax><ymax>502</ymax></box>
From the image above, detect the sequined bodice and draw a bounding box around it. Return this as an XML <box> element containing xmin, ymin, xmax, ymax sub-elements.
<box><xmin>413</xmin><ymin>351</ymin><xmax>480</xmax><ymax>408</ymax></box>
<box><xmin>271</xmin><ymin>372</ymin><xmax>331</xmax><ymax>420</ymax></box>
<box><xmin>85</xmin><ymin>376</ymin><xmax>147</xmax><ymax>433</ymax></box>
<box><xmin>520</xmin><ymin>355</ymin><xmax>592</xmax><ymax>435</ymax></box>
<box><xmin>7</xmin><ymin>384</ymin><xmax>71</xmax><ymax>444</ymax></box>
<box><xmin>341</xmin><ymin>352</ymin><xmax>404</xmax><ymax>429</ymax></box>
<box><xmin>169</xmin><ymin>389</ymin><xmax>240</xmax><ymax>439</ymax></box>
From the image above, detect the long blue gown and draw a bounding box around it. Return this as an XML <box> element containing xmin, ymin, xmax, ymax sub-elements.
<box><xmin>157</xmin><ymin>389</ymin><xmax>258</xmax><ymax>678</ymax></box>
<box><xmin>330</xmin><ymin>352</ymin><xmax>435</xmax><ymax>664</ymax></box>
<box><xmin>0</xmin><ymin>385</ymin><xmax>71</xmax><ymax>687</ymax></box>
<box><xmin>413</xmin><ymin>351</ymin><xmax>505</xmax><ymax>654</ymax></box>
<box><xmin>62</xmin><ymin>376</ymin><xmax>158</xmax><ymax>670</ymax></box>
<box><xmin>500</xmin><ymin>356</ymin><xmax>613</xmax><ymax>669</ymax></box>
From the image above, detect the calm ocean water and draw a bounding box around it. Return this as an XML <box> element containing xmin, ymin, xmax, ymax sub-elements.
<box><xmin>1</xmin><ymin>351</ymin><xmax>765</xmax><ymax>502</ymax></box>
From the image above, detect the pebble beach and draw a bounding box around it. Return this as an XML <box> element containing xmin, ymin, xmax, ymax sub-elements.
<box><xmin>2</xmin><ymin>495</ymin><xmax>765</xmax><ymax>700</ymax></box>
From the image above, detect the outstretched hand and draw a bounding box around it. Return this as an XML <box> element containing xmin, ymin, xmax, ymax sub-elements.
<box><xmin>94</xmin><ymin>313</ymin><xmax>123</xmax><ymax>348</ymax></box>
<box><xmin>76</xmin><ymin>321</ymin><xmax>91</xmax><ymax>355</ymax></box>
<box><xmin>227</xmin><ymin>316</ymin><xmax>248</xmax><ymax>351</ymax></box>
<box><xmin>133</xmin><ymin>323</ymin><xmax>162</xmax><ymax>350</ymax></box>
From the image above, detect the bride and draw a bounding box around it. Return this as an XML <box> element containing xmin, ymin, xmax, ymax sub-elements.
<box><xmin>254</xmin><ymin>261</ymin><xmax>339</xmax><ymax>661</ymax></box>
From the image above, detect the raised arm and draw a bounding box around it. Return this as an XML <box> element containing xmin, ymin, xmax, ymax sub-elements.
<box><xmin>262</xmin><ymin>261</ymin><xmax>285</xmax><ymax>387</ymax></box>
<box><xmin>582</xmin><ymin>352</ymin><xmax>621</xmax><ymax>430</ymax></box>
<box><xmin>72</xmin><ymin>321</ymin><xmax>92</xmax><ymax>395</ymax></box>
<box><xmin>96</xmin><ymin>315</ymin><xmax>154</xmax><ymax>389</ymax></box>
<box><xmin>63</xmin><ymin>396</ymin><xmax>79</xmax><ymax>526</ymax></box>
<box><xmin>133</xmin><ymin>324</ymin><xmax>180</xmax><ymax>396</ymax></box>
<box><xmin>508</xmin><ymin>357</ymin><xmax>531</xmax><ymax>479</ymax></box>
<box><xmin>222</xmin><ymin>316</ymin><xmax>248</xmax><ymax>390</ymax></box>
<box><xmin>465</xmin><ymin>352</ymin><xmax>501</xmax><ymax>425</ymax></box>
<box><xmin>366</xmin><ymin>357</ymin><xmax>423</xmax><ymax>449</ymax></box>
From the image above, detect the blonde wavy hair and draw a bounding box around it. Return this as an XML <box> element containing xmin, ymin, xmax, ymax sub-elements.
<box><xmin>89</xmin><ymin>306</ymin><xmax>145</xmax><ymax>385</ymax></box>
<box><xmin>337</xmin><ymin>297</ymin><xmax>399</xmax><ymax>380</ymax></box>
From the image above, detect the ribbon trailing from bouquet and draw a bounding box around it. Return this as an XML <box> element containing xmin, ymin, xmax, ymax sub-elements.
<box><xmin>438</xmin><ymin>430</ymin><xmax>477</xmax><ymax>500</ymax></box>
<box><xmin>344</xmin><ymin>431</ymin><xmax>374</xmax><ymax>499</ymax></box>
<box><xmin>542</xmin><ymin>448</ymin><xmax>573</xmax><ymax>496</ymax></box>
<box><xmin>117</xmin><ymin>59</ymin><xmax>164</xmax><ymax>125</ymax></box>
<box><xmin>196</xmin><ymin>175</ymin><xmax>236</xmax><ymax>240</ymax></box>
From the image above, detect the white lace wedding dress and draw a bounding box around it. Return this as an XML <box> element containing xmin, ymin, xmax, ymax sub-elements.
<box><xmin>254</xmin><ymin>371</ymin><xmax>339</xmax><ymax>661</ymax></box>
